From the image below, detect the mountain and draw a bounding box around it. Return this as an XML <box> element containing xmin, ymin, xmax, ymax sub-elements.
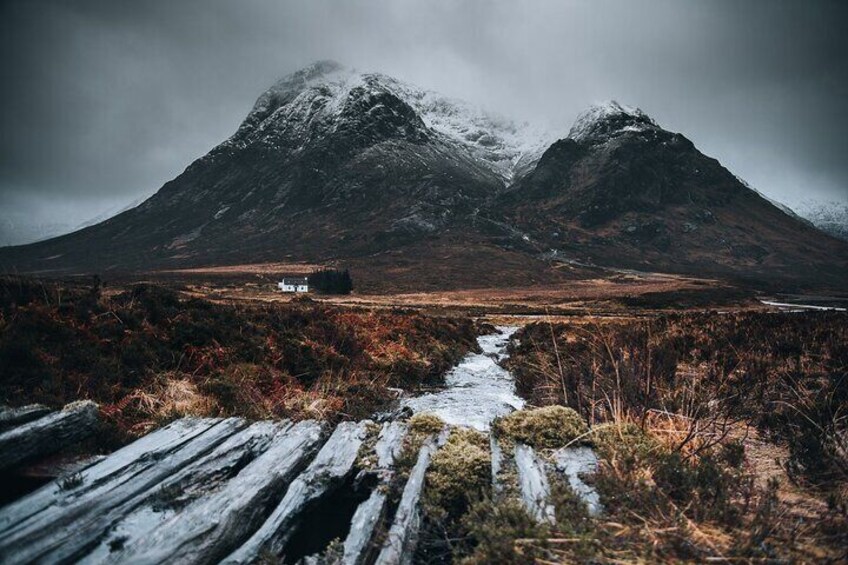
<box><xmin>1</xmin><ymin>62</ymin><xmax>846</xmax><ymax>289</ymax></box>
<box><xmin>793</xmin><ymin>200</ymin><xmax>848</xmax><ymax>242</ymax></box>
<box><xmin>488</xmin><ymin>101</ymin><xmax>848</xmax><ymax>283</ymax></box>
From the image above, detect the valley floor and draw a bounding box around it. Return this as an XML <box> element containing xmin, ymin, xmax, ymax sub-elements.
<box><xmin>1</xmin><ymin>274</ymin><xmax>846</xmax><ymax>563</ymax></box>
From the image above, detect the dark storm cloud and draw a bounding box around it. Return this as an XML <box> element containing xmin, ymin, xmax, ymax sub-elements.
<box><xmin>1</xmin><ymin>0</ymin><xmax>846</xmax><ymax>241</ymax></box>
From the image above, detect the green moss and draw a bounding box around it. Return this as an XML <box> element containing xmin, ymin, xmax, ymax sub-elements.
<box><xmin>424</xmin><ymin>427</ymin><xmax>491</xmax><ymax>521</ymax></box>
<box><xmin>408</xmin><ymin>412</ymin><xmax>445</xmax><ymax>435</ymax></box>
<box><xmin>589</xmin><ymin>422</ymin><xmax>658</xmax><ymax>460</ymax></box>
<box><xmin>353</xmin><ymin>421</ymin><xmax>383</xmax><ymax>472</ymax></box>
<box><xmin>493</xmin><ymin>406</ymin><xmax>589</xmax><ymax>449</ymax></box>
<box><xmin>392</xmin><ymin>413</ymin><xmax>445</xmax><ymax>482</ymax></box>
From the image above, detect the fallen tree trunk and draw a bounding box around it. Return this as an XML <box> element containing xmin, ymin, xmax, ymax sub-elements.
<box><xmin>0</xmin><ymin>417</ymin><xmax>218</xmax><ymax>534</ymax></box>
<box><xmin>223</xmin><ymin>420</ymin><xmax>370</xmax><ymax>564</ymax></box>
<box><xmin>342</xmin><ymin>421</ymin><xmax>408</xmax><ymax>565</ymax></box>
<box><xmin>103</xmin><ymin>419</ymin><xmax>326</xmax><ymax>565</ymax></box>
<box><xmin>0</xmin><ymin>404</ymin><xmax>52</xmax><ymax>432</ymax></box>
<box><xmin>52</xmin><ymin>420</ymin><xmax>288</xmax><ymax>564</ymax></box>
<box><xmin>553</xmin><ymin>446</ymin><xmax>601</xmax><ymax>516</ymax></box>
<box><xmin>514</xmin><ymin>443</ymin><xmax>556</xmax><ymax>524</ymax></box>
<box><xmin>374</xmin><ymin>431</ymin><xmax>444</xmax><ymax>565</ymax></box>
<box><xmin>490</xmin><ymin>434</ymin><xmax>505</xmax><ymax>495</ymax></box>
<box><xmin>0</xmin><ymin>400</ymin><xmax>98</xmax><ymax>472</ymax></box>
<box><xmin>0</xmin><ymin>417</ymin><xmax>219</xmax><ymax>535</ymax></box>
<box><xmin>0</xmin><ymin>418</ymin><xmax>245</xmax><ymax>565</ymax></box>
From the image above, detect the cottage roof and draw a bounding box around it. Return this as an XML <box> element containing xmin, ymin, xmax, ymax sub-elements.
<box><xmin>280</xmin><ymin>277</ymin><xmax>308</xmax><ymax>285</ymax></box>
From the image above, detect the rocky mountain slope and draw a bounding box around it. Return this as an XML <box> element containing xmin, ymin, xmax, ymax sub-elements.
<box><xmin>1</xmin><ymin>62</ymin><xmax>845</xmax><ymax>289</ymax></box>
<box><xmin>489</xmin><ymin>101</ymin><xmax>847</xmax><ymax>283</ymax></box>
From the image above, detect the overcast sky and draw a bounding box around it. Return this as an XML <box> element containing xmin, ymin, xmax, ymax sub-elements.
<box><xmin>1</xmin><ymin>0</ymin><xmax>846</xmax><ymax>243</ymax></box>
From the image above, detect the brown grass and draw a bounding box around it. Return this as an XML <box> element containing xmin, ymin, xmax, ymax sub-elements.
<box><xmin>499</xmin><ymin>311</ymin><xmax>848</xmax><ymax>562</ymax></box>
<box><xmin>0</xmin><ymin>276</ymin><xmax>480</xmax><ymax>447</ymax></box>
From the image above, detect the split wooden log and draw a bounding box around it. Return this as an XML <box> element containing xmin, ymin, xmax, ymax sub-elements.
<box><xmin>553</xmin><ymin>446</ymin><xmax>602</xmax><ymax>516</ymax></box>
<box><xmin>0</xmin><ymin>417</ymin><xmax>217</xmax><ymax>534</ymax></box>
<box><xmin>51</xmin><ymin>420</ymin><xmax>288</xmax><ymax>564</ymax></box>
<box><xmin>490</xmin><ymin>434</ymin><xmax>505</xmax><ymax>495</ymax></box>
<box><xmin>0</xmin><ymin>400</ymin><xmax>98</xmax><ymax>472</ymax></box>
<box><xmin>0</xmin><ymin>416</ymin><xmax>219</xmax><ymax>537</ymax></box>
<box><xmin>102</xmin><ymin>419</ymin><xmax>326</xmax><ymax>565</ymax></box>
<box><xmin>0</xmin><ymin>417</ymin><xmax>245</xmax><ymax>565</ymax></box>
<box><xmin>514</xmin><ymin>442</ymin><xmax>556</xmax><ymax>524</ymax></box>
<box><xmin>222</xmin><ymin>420</ymin><xmax>370</xmax><ymax>564</ymax></box>
<box><xmin>374</xmin><ymin>430</ymin><xmax>446</xmax><ymax>565</ymax></box>
<box><xmin>0</xmin><ymin>403</ymin><xmax>52</xmax><ymax>432</ymax></box>
<box><xmin>342</xmin><ymin>421</ymin><xmax>408</xmax><ymax>565</ymax></box>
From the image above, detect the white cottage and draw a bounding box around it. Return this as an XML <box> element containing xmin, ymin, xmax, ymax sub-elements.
<box><xmin>277</xmin><ymin>277</ymin><xmax>309</xmax><ymax>293</ymax></box>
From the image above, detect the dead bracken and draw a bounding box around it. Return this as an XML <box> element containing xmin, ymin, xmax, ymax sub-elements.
<box><xmin>0</xmin><ymin>277</ymin><xmax>480</xmax><ymax>446</ymax></box>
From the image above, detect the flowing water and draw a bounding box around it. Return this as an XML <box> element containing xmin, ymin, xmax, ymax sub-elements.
<box><xmin>401</xmin><ymin>326</ymin><xmax>525</xmax><ymax>431</ymax></box>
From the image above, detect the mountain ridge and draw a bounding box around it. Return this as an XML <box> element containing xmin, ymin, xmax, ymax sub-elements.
<box><xmin>1</xmin><ymin>62</ymin><xmax>845</xmax><ymax>289</ymax></box>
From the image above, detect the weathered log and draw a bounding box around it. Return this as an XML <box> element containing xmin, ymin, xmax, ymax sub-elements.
<box><xmin>374</xmin><ymin>430</ymin><xmax>446</xmax><ymax>565</ymax></box>
<box><xmin>0</xmin><ymin>400</ymin><xmax>98</xmax><ymax>472</ymax></box>
<box><xmin>51</xmin><ymin>420</ymin><xmax>288</xmax><ymax>564</ymax></box>
<box><xmin>223</xmin><ymin>420</ymin><xmax>370</xmax><ymax>564</ymax></box>
<box><xmin>17</xmin><ymin>454</ymin><xmax>107</xmax><ymax>482</ymax></box>
<box><xmin>0</xmin><ymin>417</ymin><xmax>218</xmax><ymax>534</ymax></box>
<box><xmin>0</xmin><ymin>417</ymin><xmax>246</xmax><ymax>565</ymax></box>
<box><xmin>342</xmin><ymin>421</ymin><xmax>408</xmax><ymax>565</ymax></box>
<box><xmin>490</xmin><ymin>434</ymin><xmax>505</xmax><ymax>495</ymax></box>
<box><xmin>100</xmin><ymin>419</ymin><xmax>325</xmax><ymax>565</ymax></box>
<box><xmin>0</xmin><ymin>403</ymin><xmax>52</xmax><ymax>432</ymax></box>
<box><xmin>553</xmin><ymin>446</ymin><xmax>601</xmax><ymax>516</ymax></box>
<box><xmin>514</xmin><ymin>443</ymin><xmax>556</xmax><ymax>524</ymax></box>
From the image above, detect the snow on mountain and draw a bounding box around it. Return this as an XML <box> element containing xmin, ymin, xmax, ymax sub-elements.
<box><xmin>793</xmin><ymin>200</ymin><xmax>848</xmax><ymax>242</ymax></box>
<box><xmin>568</xmin><ymin>101</ymin><xmax>659</xmax><ymax>143</ymax></box>
<box><xmin>229</xmin><ymin>61</ymin><xmax>554</xmax><ymax>183</ymax></box>
<box><xmin>384</xmin><ymin>78</ymin><xmax>554</xmax><ymax>182</ymax></box>
<box><xmin>732</xmin><ymin>177</ymin><xmax>813</xmax><ymax>225</ymax></box>
<box><xmin>4</xmin><ymin>61</ymin><xmax>845</xmax><ymax>288</ymax></box>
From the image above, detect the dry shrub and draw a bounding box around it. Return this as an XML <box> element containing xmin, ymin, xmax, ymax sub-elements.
<box><xmin>460</xmin><ymin>497</ymin><xmax>549</xmax><ymax>564</ymax></box>
<box><xmin>408</xmin><ymin>412</ymin><xmax>446</xmax><ymax>436</ymax></box>
<box><xmin>0</xmin><ymin>279</ymin><xmax>480</xmax><ymax>442</ymax></box>
<box><xmin>392</xmin><ymin>413</ymin><xmax>446</xmax><ymax>482</ymax></box>
<box><xmin>101</xmin><ymin>375</ymin><xmax>219</xmax><ymax>436</ymax></box>
<box><xmin>506</xmin><ymin>312</ymin><xmax>848</xmax><ymax>488</ymax></box>
<box><xmin>417</xmin><ymin>427</ymin><xmax>493</xmax><ymax>563</ymax></box>
<box><xmin>505</xmin><ymin>309</ymin><xmax>848</xmax><ymax>561</ymax></box>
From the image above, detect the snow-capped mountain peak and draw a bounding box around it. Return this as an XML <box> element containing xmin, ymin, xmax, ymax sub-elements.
<box><xmin>568</xmin><ymin>100</ymin><xmax>658</xmax><ymax>143</ymax></box>
<box><xmin>231</xmin><ymin>62</ymin><xmax>555</xmax><ymax>182</ymax></box>
<box><xmin>384</xmin><ymin>79</ymin><xmax>555</xmax><ymax>182</ymax></box>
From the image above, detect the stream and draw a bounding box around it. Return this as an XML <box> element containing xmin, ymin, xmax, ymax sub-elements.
<box><xmin>399</xmin><ymin>325</ymin><xmax>602</xmax><ymax>514</ymax></box>
<box><xmin>401</xmin><ymin>326</ymin><xmax>525</xmax><ymax>431</ymax></box>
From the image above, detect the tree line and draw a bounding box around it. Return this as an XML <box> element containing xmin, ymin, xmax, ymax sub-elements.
<box><xmin>307</xmin><ymin>268</ymin><xmax>353</xmax><ymax>295</ymax></box>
